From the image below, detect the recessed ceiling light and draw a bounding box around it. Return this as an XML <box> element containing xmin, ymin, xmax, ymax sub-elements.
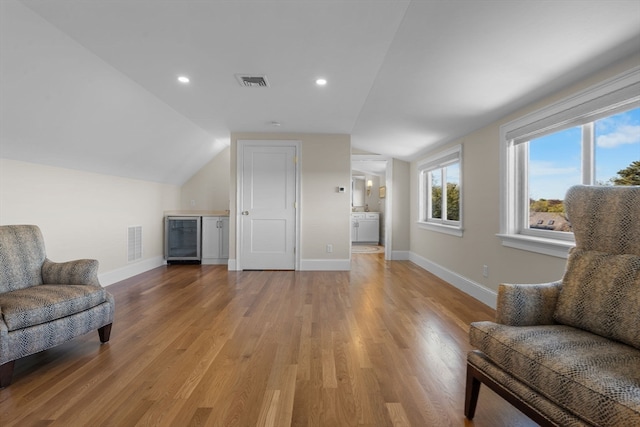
<box><xmin>177</xmin><ymin>76</ymin><xmax>190</xmax><ymax>84</ymax></box>
<box><xmin>316</xmin><ymin>78</ymin><xmax>327</xmax><ymax>86</ymax></box>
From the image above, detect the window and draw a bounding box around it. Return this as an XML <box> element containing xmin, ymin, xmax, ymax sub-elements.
<box><xmin>499</xmin><ymin>68</ymin><xmax>640</xmax><ymax>257</ymax></box>
<box><xmin>418</xmin><ymin>144</ymin><xmax>462</xmax><ymax>236</ymax></box>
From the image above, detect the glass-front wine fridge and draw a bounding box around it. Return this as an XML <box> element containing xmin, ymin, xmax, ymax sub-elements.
<box><xmin>164</xmin><ymin>216</ymin><xmax>201</xmax><ymax>262</ymax></box>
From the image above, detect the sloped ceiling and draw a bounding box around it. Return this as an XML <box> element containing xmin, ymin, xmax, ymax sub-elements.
<box><xmin>1</xmin><ymin>0</ymin><xmax>639</xmax><ymax>185</ymax></box>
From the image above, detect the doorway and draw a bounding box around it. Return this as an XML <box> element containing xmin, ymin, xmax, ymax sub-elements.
<box><xmin>351</xmin><ymin>155</ymin><xmax>392</xmax><ymax>260</ymax></box>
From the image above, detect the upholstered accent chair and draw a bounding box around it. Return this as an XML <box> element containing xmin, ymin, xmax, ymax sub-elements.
<box><xmin>465</xmin><ymin>185</ymin><xmax>640</xmax><ymax>426</ymax></box>
<box><xmin>0</xmin><ymin>225</ymin><xmax>114</xmax><ymax>387</ymax></box>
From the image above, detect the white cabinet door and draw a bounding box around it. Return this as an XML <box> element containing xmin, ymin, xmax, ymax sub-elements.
<box><xmin>202</xmin><ymin>216</ymin><xmax>229</xmax><ymax>264</ymax></box>
<box><xmin>202</xmin><ymin>217</ymin><xmax>221</xmax><ymax>259</ymax></box>
<box><xmin>219</xmin><ymin>217</ymin><xmax>229</xmax><ymax>259</ymax></box>
<box><xmin>351</xmin><ymin>218</ymin><xmax>359</xmax><ymax>242</ymax></box>
<box><xmin>358</xmin><ymin>219</ymin><xmax>379</xmax><ymax>243</ymax></box>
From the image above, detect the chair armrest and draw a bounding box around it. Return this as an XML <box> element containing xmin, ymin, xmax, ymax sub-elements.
<box><xmin>42</xmin><ymin>258</ymin><xmax>101</xmax><ymax>286</ymax></box>
<box><xmin>495</xmin><ymin>281</ymin><xmax>562</xmax><ymax>326</ymax></box>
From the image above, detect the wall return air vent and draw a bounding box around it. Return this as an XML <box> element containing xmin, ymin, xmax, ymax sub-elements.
<box><xmin>127</xmin><ymin>225</ymin><xmax>143</xmax><ymax>262</ymax></box>
<box><xmin>235</xmin><ymin>74</ymin><xmax>269</xmax><ymax>87</ymax></box>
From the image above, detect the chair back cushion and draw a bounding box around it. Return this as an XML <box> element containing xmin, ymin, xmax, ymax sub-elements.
<box><xmin>0</xmin><ymin>225</ymin><xmax>46</xmax><ymax>292</ymax></box>
<box><xmin>564</xmin><ymin>185</ymin><xmax>640</xmax><ymax>256</ymax></box>
<box><xmin>554</xmin><ymin>248</ymin><xmax>640</xmax><ymax>349</ymax></box>
<box><xmin>556</xmin><ymin>186</ymin><xmax>640</xmax><ymax>348</ymax></box>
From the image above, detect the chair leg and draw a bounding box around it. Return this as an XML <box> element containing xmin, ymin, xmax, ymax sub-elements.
<box><xmin>98</xmin><ymin>323</ymin><xmax>112</xmax><ymax>343</ymax></box>
<box><xmin>0</xmin><ymin>360</ymin><xmax>15</xmax><ymax>388</ymax></box>
<box><xmin>464</xmin><ymin>363</ymin><xmax>482</xmax><ymax>419</ymax></box>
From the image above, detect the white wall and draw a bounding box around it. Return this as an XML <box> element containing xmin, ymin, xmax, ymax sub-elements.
<box><xmin>229</xmin><ymin>133</ymin><xmax>352</xmax><ymax>270</ymax></box>
<box><xmin>180</xmin><ymin>146</ymin><xmax>231</xmax><ymax>211</ymax></box>
<box><xmin>0</xmin><ymin>159</ymin><xmax>181</xmax><ymax>285</ymax></box>
<box><xmin>409</xmin><ymin>54</ymin><xmax>640</xmax><ymax>307</ymax></box>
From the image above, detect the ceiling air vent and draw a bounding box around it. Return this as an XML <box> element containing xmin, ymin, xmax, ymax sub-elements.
<box><xmin>235</xmin><ymin>74</ymin><xmax>269</xmax><ymax>87</ymax></box>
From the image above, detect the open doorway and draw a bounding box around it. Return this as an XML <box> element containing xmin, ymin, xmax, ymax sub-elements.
<box><xmin>351</xmin><ymin>155</ymin><xmax>392</xmax><ymax>260</ymax></box>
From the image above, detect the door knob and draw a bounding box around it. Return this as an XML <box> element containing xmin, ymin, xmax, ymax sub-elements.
<box><xmin>242</xmin><ymin>211</ymin><xmax>249</xmax><ymax>215</ymax></box>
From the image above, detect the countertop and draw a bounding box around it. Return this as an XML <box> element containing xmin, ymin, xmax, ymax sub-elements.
<box><xmin>164</xmin><ymin>210</ymin><xmax>230</xmax><ymax>217</ymax></box>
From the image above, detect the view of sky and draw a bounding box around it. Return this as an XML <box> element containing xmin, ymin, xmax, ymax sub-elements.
<box><xmin>529</xmin><ymin>106</ymin><xmax>640</xmax><ymax>200</ymax></box>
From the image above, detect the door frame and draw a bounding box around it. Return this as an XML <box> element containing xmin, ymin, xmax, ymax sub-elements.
<box><xmin>236</xmin><ymin>140</ymin><xmax>301</xmax><ymax>270</ymax></box>
<box><xmin>351</xmin><ymin>154</ymin><xmax>393</xmax><ymax>261</ymax></box>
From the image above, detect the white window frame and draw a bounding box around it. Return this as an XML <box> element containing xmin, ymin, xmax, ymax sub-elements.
<box><xmin>498</xmin><ymin>66</ymin><xmax>640</xmax><ymax>258</ymax></box>
<box><xmin>418</xmin><ymin>144</ymin><xmax>463</xmax><ymax>237</ymax></box>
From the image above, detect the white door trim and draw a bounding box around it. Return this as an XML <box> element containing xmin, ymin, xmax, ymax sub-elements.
<box><xmin>236</xmin><ymin>140</ymin><xmax>301</xmax><ymax>270</ymax></box>
<box><xmin>351</xmin><ymin>154</ymin><xmax>393</xmax><ymax>261</ymax></box>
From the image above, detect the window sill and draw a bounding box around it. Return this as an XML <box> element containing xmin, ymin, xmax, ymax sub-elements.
<box><xmin>497</xmin><ymin>233</ymin><xmax>574</xmax><ymax>258</ymax></box>
<box><xmin>418</xmin><ymin>221</ymin><xmax>463</xmax><ymax>237</ymax></box>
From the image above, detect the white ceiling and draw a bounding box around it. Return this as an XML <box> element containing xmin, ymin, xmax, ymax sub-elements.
<box><xmin>1</xmin><ymin>0</ymin><xmax>639</xmax><ymax>184</ymax></box>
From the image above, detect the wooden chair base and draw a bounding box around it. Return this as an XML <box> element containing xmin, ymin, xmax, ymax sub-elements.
<box><xmin>0</xmin><ymin>360</ymin><xmax>15</xmax><ymax>388</ymax></box>
<box><xmin>465</xmin><ymin>362</ymin><xmax>556</xmax><ymax>427</ymax></box>
<box><xmin>99</xmin><ymin>323</ymin><xmax>112</xmax><ymax>343</ymax></box>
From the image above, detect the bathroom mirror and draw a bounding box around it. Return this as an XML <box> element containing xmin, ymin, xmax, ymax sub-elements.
<box><xmin>352</xmin><ymin>175</ymin><xmax>365</xmax><ymax>208</ymax></box>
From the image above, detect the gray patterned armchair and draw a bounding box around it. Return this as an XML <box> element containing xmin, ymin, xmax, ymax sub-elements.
<box><xmin>0</xmin><ymin>225</ymin><xmax>114</xmax><ymax>387</ymax></box>
<box><xmin>465</xmin><ymin>185</ymin><xmax>640</xmax><ymax>426</ymax></box>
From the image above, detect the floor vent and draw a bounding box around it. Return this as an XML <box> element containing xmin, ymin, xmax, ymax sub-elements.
<box><xmin>235</xmin><ymin>74</ymin><xmax>269</xmax><ymax>87</ymax></box>
<box><xmin>127</xmin><ymin>226</ymin><xmax>143</xmax><ymax>262</ymax></box>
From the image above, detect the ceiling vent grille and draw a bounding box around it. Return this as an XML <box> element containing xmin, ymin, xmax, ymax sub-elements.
<box><xmin>235</xmin><ymin>74</ymin><xmax>269</xmax><ymax>87</ymax></box>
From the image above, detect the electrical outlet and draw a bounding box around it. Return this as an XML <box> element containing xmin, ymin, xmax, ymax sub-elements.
<box><xmin>482</xmin><ymin>265</ymin><xmax>489</xmax><ymax>278</ymax></box>
<box><xmin>326</xmin><ymin>244</ymin><xmax>333</xmax><ymax>253</ymax></box>
<box><xmin>190</xmin><ymin>199</ymin><xmax>196</xmax><ymax>207</ymax></box>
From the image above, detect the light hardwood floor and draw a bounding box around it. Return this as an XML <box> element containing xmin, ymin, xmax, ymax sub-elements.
<box><xmin>0</xmin><ymin>254</ymin><xmax>537</xmax><ymax>426</ymax></box>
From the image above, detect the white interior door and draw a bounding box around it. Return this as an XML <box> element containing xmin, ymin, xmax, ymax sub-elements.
<box><xmin>239</xmin><ymin>142</ymin><xmax>297</xmax><ymax>270</ymax></box>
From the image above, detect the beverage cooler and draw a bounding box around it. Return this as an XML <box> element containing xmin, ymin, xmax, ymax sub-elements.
<box><xmin>164</xmin><ymin>216</ymin><xmax>201</xmax><ymax>262</ymax></box>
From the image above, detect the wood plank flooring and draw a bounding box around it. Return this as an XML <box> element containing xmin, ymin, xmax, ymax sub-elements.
<box><xmin>0</xmin><ymin>254</ymin><xmax>537</xmax><ymax>426</ymax></box>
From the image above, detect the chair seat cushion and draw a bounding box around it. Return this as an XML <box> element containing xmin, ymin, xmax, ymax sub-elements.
<box><xmin>470</xmin><ymin>321</ymin><xmax>640</xmax><ymax>426</ymax></box>
<box><xmin>0</xmin><ymin>285</ymin><xmax>109</xmax><ymax>331</ymax></box>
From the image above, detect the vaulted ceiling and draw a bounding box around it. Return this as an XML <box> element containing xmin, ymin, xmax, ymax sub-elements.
<box><xmin>1</xmin><ymin>0</ymin><xmax>639</xmax><ymax>184</ymax></box>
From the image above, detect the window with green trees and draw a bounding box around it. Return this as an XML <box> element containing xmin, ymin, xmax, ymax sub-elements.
<box><xmin>418</xmin><ymin>145</ymin><xmax>462</xmax><ymax>236</ymax></box>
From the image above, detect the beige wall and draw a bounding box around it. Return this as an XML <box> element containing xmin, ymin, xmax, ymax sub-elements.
<box><xmin>0</xmin><ymin>158</ymin><xmax>180</xmax><ymax>284</ymax></box>
<box><xmin>229</xmin><ymin>133</ymin><xmax>352</xmax><ymax>268</ymax></box>
<box><xmin>391</xmin><ymin>158</ymin><xmax>411</xmax><ymax>253</ymax></box>
<box><xmin>409</xmin><ymin>54</ymin><xmax>640</xmax><ymax>301</ymax></box>
<box><xmin>180</xmin><ymin>146</ymin><xmax>231</xmax><ymax>211</ymax></box>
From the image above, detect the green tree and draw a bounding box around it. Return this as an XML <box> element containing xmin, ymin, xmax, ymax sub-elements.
<box><xmin>447</xmin><ymin>183</ymin><xmax>460</xmax><ymax>220</ymax></box>
<box><xmin>613</xmin><ymin>160</ymin><xmax>640</xmax><ymax>186</ymax></box>
<box><xmin>530</xmin><ymin>198</ymin><xmax>549</xmax><ymax>212</ymax></box>
<box><xmin>431</xmin><ymin>183</ymin><xmax>459</xmax><ymax>220</ymax></box>
<box><xmin>530</xmin><ymin>198</ymin><xmax>565</xmax><ymax>213</ymax></box>
<box><xmin>432</xmin><ymin>186</ymin><xmax>442</xmax><ymax>219</ymax></box>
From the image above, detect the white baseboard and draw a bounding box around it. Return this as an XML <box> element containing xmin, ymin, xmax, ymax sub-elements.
<box><xmin>299</xmin><ymin>259</ymin><xmax>350</xmax><ymax>271</ymax></box>
<box><xmin>408</xmin><ymin>252</ymin><xmax>497</xmax><ymax>309</ymax></box>
<box><xmin>99</xmin><ymin>256</ymin><xmax>165</xmax><ymax>286</ymax></box>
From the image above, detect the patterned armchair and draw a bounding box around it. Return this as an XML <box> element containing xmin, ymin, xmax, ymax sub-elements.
<box><xmin>465</xmin><ymin>185</ymin><xmax>640</xmax><ymax>426</ymax></box>
<box><xmin>0</xmin><ymin>225</ymin><xmax>114</xmax><ymax>387</ymax></box>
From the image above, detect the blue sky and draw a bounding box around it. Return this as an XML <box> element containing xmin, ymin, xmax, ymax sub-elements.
<box><xmin>529</xmin><ymin>107</ymin><xmax>640</xmax><ymax>200</ymax></box>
